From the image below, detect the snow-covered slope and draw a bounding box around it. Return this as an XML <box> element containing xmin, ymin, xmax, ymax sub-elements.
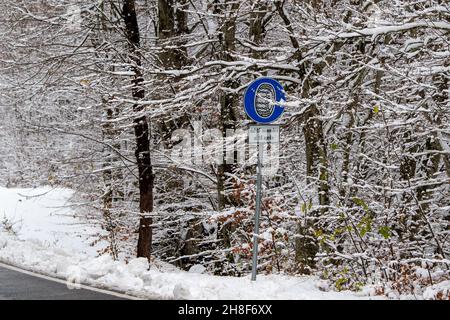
<box><xmin>0</xmin><ymin>186</ymin><xmax>101</xmax><ymax>255</ymax></box>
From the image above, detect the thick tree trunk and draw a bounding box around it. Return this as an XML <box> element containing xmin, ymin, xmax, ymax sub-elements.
<box><xmin>122</xmin><ymin>0</ymin><xmax>154</xmax><ymax>261</ymax></box>
<box><xmin>216</xmin><ymin>2</ymin><xmax>239</xmax><ymax>211</ymax></box>
<box><xmin>158</xmin><ymin>0</ymin><xmax>188</xmax><ymax>69</ymax></box>
<box><xmin>275</xmin><ymin>1</ymin><xmax>330</xmax><ymax>270</ymax></box>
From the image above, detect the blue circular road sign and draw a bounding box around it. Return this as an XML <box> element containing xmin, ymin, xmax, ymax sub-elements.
<box><xmin>244</xmin><ymin>77</ymin><xmax>286</xmax><ymax>124</ymax></box>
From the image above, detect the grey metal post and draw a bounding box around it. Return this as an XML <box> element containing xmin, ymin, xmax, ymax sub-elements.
<box><xmin>251</xmin><ymin>132</ymin><xmax>263</xmax><ymax>281</ymax></box>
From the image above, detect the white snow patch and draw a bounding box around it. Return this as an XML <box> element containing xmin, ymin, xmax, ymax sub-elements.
<box><xmin>0</xmin><ymin>186</ymin><xmax>104</xmax><ymax>256</ymax></box>
<box><xmin>423</xmin><ymin>281</ymin><xmax>450</xmax><ymax>300</ymax></box>
<box><xmin>189</xmin><ymin>264</ymin><xmax>206</xmax><ymax>274</ymax></box>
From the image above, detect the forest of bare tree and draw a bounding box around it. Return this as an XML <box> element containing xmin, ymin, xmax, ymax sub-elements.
<box><xmin>0</xmin><ymin>0</ymin><xmax>449</xmax><ymax>298</ymax></box>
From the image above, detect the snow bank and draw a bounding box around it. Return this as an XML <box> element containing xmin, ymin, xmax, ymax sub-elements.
<box><xmin>0</xmin><ymin>186</ymin><xmax>373</xmax><ymax>300</ymax></box>
<box><xmin>0</xmin><ymin>232</ymin><xmax>371</xmax><ymax>299</ymax></box>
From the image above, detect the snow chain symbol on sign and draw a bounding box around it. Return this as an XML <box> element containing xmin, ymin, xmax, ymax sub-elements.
<box><xmin>244</xmin><ymin>77</ymin><xmax>285</xmax><ymax>124</ymax></box>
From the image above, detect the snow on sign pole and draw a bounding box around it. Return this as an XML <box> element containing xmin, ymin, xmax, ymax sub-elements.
<box><xmin>244</xmin><ymin>77</ymin><xmax>285</xmax><ymax>281</ymax></box>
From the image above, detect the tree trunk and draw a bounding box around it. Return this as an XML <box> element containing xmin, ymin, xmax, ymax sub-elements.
<box><xmin>122</xmin><ymin>0</ymin><xmax>154</xmax><ymax>261</ymax></box>
<box><xmin>216</xmin><ymin>2</ymin><xmax>239</xmax><ymax>211</ymax></box>
<box><xmin>275</xmin><ymin>2</ymin><xmax>329</xmax><ymax>269</ymax></box>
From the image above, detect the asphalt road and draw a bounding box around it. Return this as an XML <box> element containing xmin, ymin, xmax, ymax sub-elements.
<box><xmin>0</xmin><ymin>265</ymin><xmax>128</xmax><ymax>300</ymax></box>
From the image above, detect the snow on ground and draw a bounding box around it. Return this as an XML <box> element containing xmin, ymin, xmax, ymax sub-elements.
<box><xmin>0</xmin><ymin>186</ymin><xmax>379</xmax><ymax>299</ymax></box>
<box><xmin>0</xmin><ymin>234</ymin><xmax>371</xmax><ymax>299</ymax></box>
<box><xmin>0</xmin><ymin>186</ymin><xmax>102</xmax><ymax>256</ymax></box>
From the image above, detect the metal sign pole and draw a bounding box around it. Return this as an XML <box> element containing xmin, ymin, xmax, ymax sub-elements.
<box><xmin>251</xmin><ymin>129</ymin><xmax>263</xmax><ymax>281</ymax></box>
